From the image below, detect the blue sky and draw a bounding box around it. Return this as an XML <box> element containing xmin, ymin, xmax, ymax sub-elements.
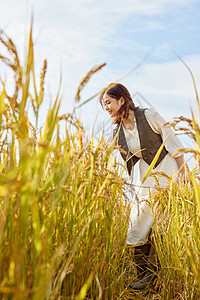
<box><xmin>1</xmin><ymin>0</ymin><xmax>200</xmax><ymax>145</ymax></box>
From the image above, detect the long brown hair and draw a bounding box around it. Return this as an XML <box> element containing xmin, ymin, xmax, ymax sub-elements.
<box><xmin>99</xmin><ymin>83</ymin><xmax>139</xmax><ymax>124</ymax></box>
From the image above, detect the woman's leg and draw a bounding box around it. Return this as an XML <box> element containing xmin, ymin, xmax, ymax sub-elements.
<box><xmin>133</xmin><ymin>242</ymin><xmax>151</xmax><ymax>279</ymax></box>
<box><xmin>129</xmin><ymin>239</ymin><xmax>159</xmax><ymax>290</ymax></box>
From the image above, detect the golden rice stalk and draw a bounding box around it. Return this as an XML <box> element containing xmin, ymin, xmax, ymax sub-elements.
<box><xmin>74</xmin><ymin>52</ymin><xmax>151</xmax><ymax>110</ymax></box>
<box><xmin>20</xmin><ymin>23</ymin><xmax>34</xmax><ymax>119</ymax></box>
<box><xmin>38</xmin><ymin>59</ymin><xmax>47</xmax><ymax>107</ymax></box>
<box><xmin>75</xmin><ymin>63</ymin><xmax>106</xmax><ymax>102</ymax></box>
<box><xmin>142</xmin><ymin>139</ymin><xmax>166</xmax><ymax>184</ymax></box>
<box><xmin>29</xmin><ymin>93</ymin><xmax>37</xmax><ymax>116</ymax></box>
<box><xmin>0</xmin><ymin>29</ymin><xmax>22</xmax><ymax>110</ymax></box>
<box><xmin>164</xmin><ymin>116</ymin><xmax>198</xmax><ymax>141</ymax></box>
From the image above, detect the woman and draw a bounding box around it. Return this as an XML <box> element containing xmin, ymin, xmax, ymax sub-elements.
<box><xmin>99</xmin><ymin>83</ymin><xmax>185</xmax><ymax>290</ymax></box>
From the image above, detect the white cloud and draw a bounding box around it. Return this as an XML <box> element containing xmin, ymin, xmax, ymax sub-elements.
<box><xmin>122</xmin><ymin>54</ymin><xmax>200</xmax><ymax>119</ymax></box>
<box><xmin>0</xmin><ymin>0</ymin><xmax>199</xmax><ymax>133</ymax></box>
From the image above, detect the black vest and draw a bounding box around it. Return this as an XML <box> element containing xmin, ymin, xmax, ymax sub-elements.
<box><xmin>113</xmin><ymin>108</ymin><xmax>168</xmax><ymax>175</ymax></box>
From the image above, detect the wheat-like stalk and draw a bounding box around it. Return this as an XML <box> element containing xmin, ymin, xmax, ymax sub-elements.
<box><xmin>75</xmin><ymin>63</ymin><xmax>106</xmax><ymax>102</ymax></box>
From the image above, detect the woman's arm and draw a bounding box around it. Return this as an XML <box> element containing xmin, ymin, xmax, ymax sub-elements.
<box><xmin>145</xmin><ymin>109</ymin><xmax>187</xmax><ymax>180</ymax></box>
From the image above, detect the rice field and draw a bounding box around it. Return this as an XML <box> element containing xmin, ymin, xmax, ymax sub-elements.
<box><xmin>0</xmin><ymin>26</ymin><xmax>199</xmax><ymax>299</ymax></box>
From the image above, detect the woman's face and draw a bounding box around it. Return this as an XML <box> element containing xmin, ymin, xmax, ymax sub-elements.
<box><xmin>103</xmin><ymin>93</ymin><xmax>123</xmax><ymax>118</ymax></box>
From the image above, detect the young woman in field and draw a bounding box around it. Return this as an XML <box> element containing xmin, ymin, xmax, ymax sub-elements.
<box><xmin>99</xmin><ymin>83</ymin><xmax>185</xmax><ymax>290</ymax></box>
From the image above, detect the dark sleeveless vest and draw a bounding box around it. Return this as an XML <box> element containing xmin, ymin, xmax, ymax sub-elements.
<box><xmin>113</xmin><ymin>108</ymin><xmax>168</xmax><ymax>176</ymax></box>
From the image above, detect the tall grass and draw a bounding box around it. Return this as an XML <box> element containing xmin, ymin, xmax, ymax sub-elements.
<box><xmin>147</xmin><ymin>65</ymin><xmax>200</xmax><ymax>299</ymax></box>
<box><xmin>0</xmin><ymin>25</ymin><xmax>200</xmax><ymax>300</ymax></box>
<box><xmin>123</xmin><ymin>61</ymin><xmax>200</xmax><ymax>300</ymax></box>
<box><xmin>153</xmin><ymin>176</ymin><xmax>200</xmax><ymax>300</ymax></box>
<box><xmin>0</xmin><ymin>27</ymin><xmax>130</xmax><ymax>299</ymax></box>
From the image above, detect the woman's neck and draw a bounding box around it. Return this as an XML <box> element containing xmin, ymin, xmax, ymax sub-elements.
<box><xmin>122</xmin><ymin>110</ymin><xmax>135</xmax><ymax>130</ymax></box>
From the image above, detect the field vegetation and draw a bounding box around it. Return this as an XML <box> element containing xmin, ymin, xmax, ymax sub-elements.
<box><xmin>0</xmin><ymin>26</ymin><xmax>199</xmax><ymax>299</ymax></box>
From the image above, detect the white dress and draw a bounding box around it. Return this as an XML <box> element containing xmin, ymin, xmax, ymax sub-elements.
<box><xmin>124</xmin><ymin>108</ymin><xmax>183</xmax><ymax>245</ymax></box>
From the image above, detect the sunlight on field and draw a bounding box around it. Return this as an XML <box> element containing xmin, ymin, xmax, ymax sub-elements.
<box><xmin>0</xmin><ymin>25</ymin><xmax>199</xmax><ymax>299</ymax></box>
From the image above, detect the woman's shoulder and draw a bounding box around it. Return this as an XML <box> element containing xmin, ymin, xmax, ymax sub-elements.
<box><xmin>144</xmin><ymin>107</ymin><xmax>159</xmax><ymax>118</ymax></box>
<box><xmin>143</xmin><ymin>108</ymin><xmax>166</xmax><ymax>133</ymax></box>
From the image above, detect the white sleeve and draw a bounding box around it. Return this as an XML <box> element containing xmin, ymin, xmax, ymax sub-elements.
<box><xmin>144</xmin><ymin>108</ymin><xmax>184</xmax><ymax>157</ymax></box>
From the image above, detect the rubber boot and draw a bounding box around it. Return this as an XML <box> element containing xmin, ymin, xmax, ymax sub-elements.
<box><xmin>128</xmin><ymin>242</ymin><xmax>150</xmax><ymax>289</ymax></box>
<box><xmin>129</xmin><ymin>241</ymin><xmax>159</xmax><ymax>290</ymax></box>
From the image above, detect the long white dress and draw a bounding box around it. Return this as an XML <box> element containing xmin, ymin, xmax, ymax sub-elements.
<box><xmin>124</xmin><ymin>108</ymin><xmax>183</xmax><ymax>245</ymax></box>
